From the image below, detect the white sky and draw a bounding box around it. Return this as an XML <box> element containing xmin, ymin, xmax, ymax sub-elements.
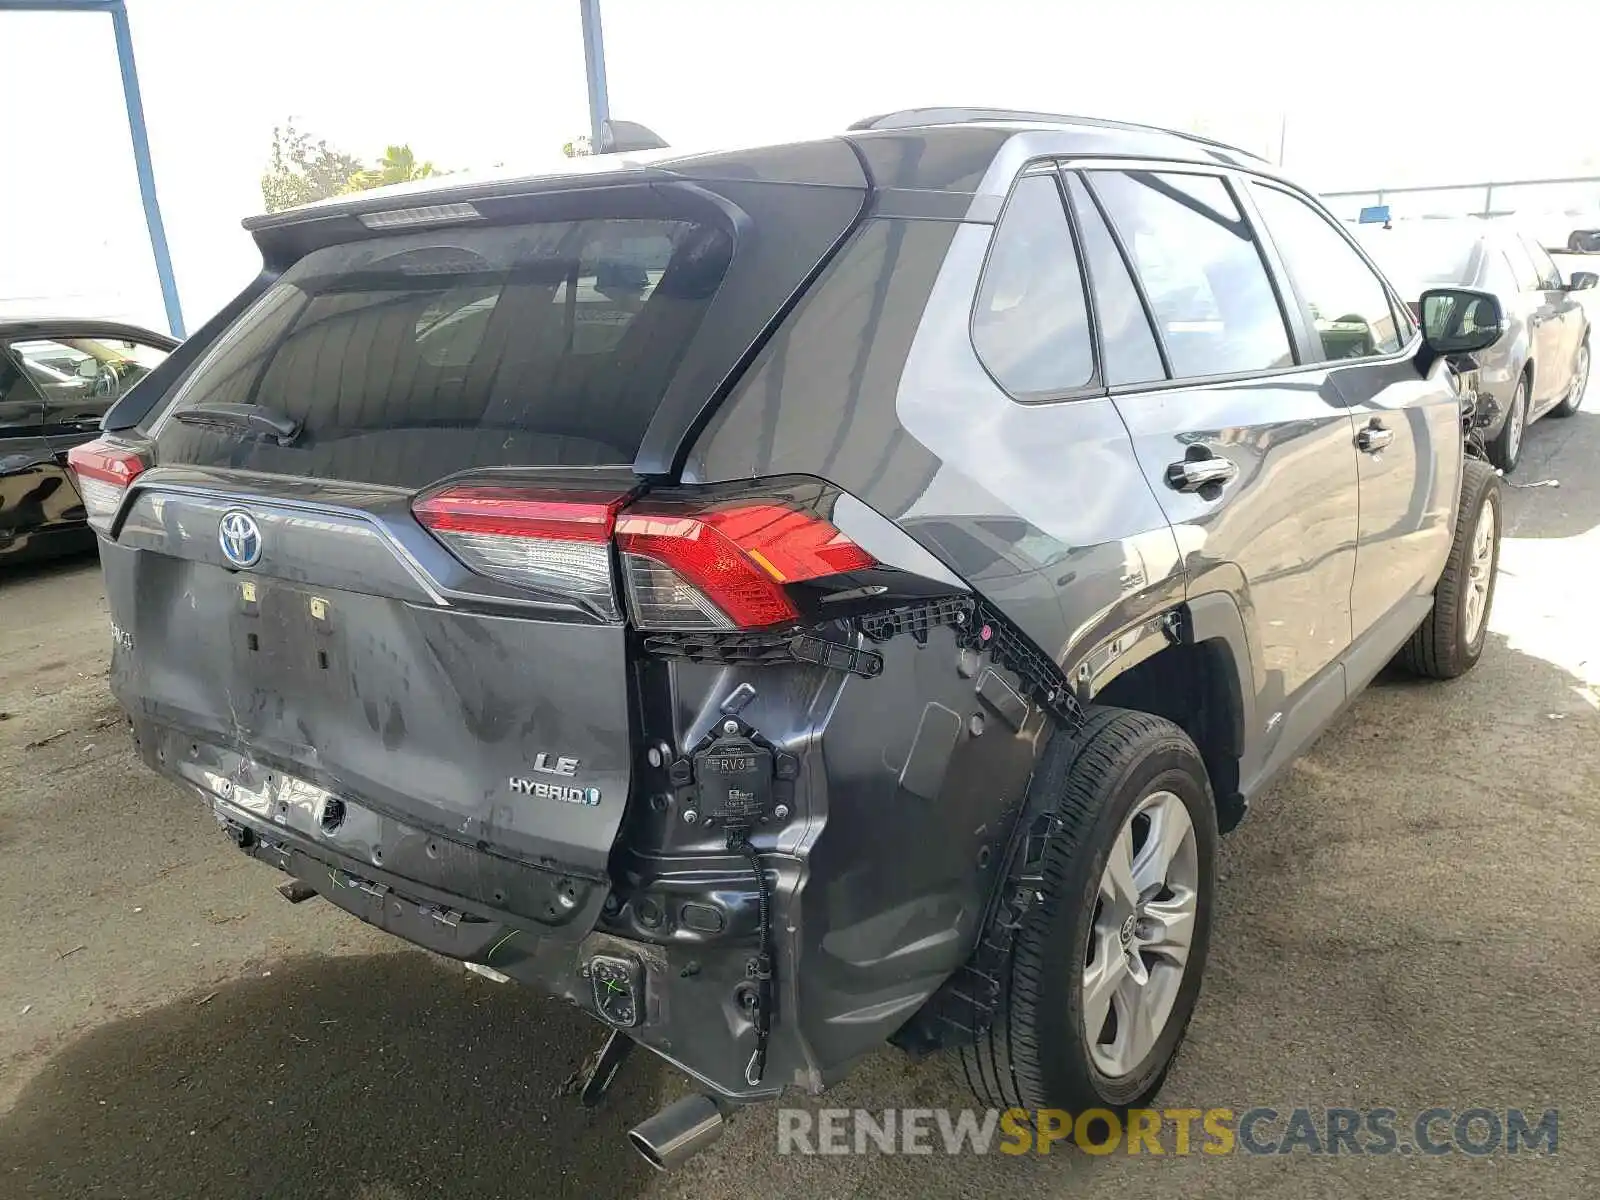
<box><xmin>3</xmin><ymin>0</ymin><xmax>1598</xmax><ymax>331</ymax></box>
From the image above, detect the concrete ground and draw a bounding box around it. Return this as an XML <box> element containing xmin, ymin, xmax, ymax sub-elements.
<box><xmin>3</xmin><ymin>375</ymin><xmax>1598</xmax><ymax>1198</ymax></box>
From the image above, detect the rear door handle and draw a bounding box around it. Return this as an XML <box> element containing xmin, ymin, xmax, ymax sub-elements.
<box><xmin>1357</xmin><ymin>420</ymin><xmax>1394</xmax><ymax>454</ymax></box>
<box><xmin>1165</xmin><ymin>450</ymin><xmax>1238</xmax><ymax>493</ymax></box>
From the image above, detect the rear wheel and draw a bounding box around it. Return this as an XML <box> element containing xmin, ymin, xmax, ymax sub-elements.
<box><xmin>1399</xmin><ymin>457</ymin><xmax>1502</xmax><ymax>679</ymax></box>
<box><xmin>1487</xmin><ymin>376</ymin><xmax>1528</xmax><ymax>472</ymax></box>
<box><xmin>1552</xmin><ymin>339</ymin><xmax>1589</xmax><ymax>417</ymax></box>
<box><xmin>961</xmin><ymin>709</ymin><xmax>1217</xmax><ymax>1114</ymax></box>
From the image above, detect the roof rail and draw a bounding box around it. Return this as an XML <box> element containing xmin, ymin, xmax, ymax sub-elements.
<box><xmin>847</xmin><ymin>107</ymin><xmax>1267</xmax><ymax>163</ymax></box>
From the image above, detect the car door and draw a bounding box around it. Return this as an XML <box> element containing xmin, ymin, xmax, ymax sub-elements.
<box><xmin>0</xmin><ymin>346</ymin><xmax>75</xmax><ymax>549</ymax></box>
<box><xmin>1503</xmin><ymin>236</ymin><xmax>1567</xmax><ymax>407</ymax></box>
<box><xmin>1522</xmin><ymin>236</ymin><xmax>1582</xmax><ymax>414</ymax></box>
<box><xmin>1245</xmin><ymin>182</ymin><xmax>1460</xmax><ymax>668</ymax></box>
<box><xmin>1078</xmin><ymin>165</ymin><xmax>1362</xmax><ymax>748</ymax></box>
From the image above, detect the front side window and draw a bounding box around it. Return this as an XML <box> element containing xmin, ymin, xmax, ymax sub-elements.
<box><xmin>1090</xmin><ymin>170</ymin><xmax>1293</xmax><ymax>379</ymax></box>
<box><xmin>1250</xmin><ymin>184</ymin><xmax>1401</xmax><ymax>361</ymax></box>
<box><xmin>10</xmin><ymin>335</ymin><xmax>169</xmax><ymax>403</ymax></box>
<box><xmin>972</xmin><ymin>172</ymin><xmax>1094</xmax><ymax>397</ymax></box>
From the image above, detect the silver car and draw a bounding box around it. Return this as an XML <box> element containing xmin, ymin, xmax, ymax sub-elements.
<box><xmin>1359</xmin><ymin>220</ymin><xmax>1594</xmax><ymax>471</ymax></box>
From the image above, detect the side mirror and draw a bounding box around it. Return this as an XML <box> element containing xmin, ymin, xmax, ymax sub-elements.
<box><xmin>1569</xmin><ymin>271</ymin><xmax>1598</xmax><ymax>291</ymax></box>
<box><xmin>1420</xmin><ymin>288</ymin><xmax>1506</xmax><ymax>356</ymax></box>
<box><xmin>74</xmin><ymin>357</ymin><xmax>100</xmax><ymax>380</ymax></box>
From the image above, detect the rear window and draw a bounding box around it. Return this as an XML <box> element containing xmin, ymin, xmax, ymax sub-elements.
<box><xmin>154</xmin><ymin>217</ymin><xmax>733</xmax><ymax>486</ymax></box>
<box><xmin>1359</xmin><ymin>226</ymin><xmax>1482</xmax><ymax>295</ymax></box>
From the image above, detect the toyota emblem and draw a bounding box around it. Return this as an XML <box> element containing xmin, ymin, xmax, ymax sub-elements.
<box><xmin>218</xmin><ymin>509</ymin><xmax>262</xmax><ymax>568</ymax></box>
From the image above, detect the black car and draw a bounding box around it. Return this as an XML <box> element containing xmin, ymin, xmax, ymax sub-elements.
<box><xmin>1357</xmin><ymin>219</ymin><xmax>1593</xmax><ymax>471</ymax></box>
<box><xmin>72</xmin><ymin>108</ymin><xmax>1504</xmax><ymax>1168</ymax></box>
<box><xmin>1</xmin><ymin>319</ymin><xmax>177</xmax><ymax>563</ymax></box>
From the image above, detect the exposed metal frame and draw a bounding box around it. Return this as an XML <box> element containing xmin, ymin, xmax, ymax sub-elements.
<box><xmin>0</xmin><ymin>0</ymin><xmax>185</xmax><ymax>336</ymax></box>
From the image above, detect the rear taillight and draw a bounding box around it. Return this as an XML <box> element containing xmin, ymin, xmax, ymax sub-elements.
<box><xmin>413</xmin><ymin>485</ymin><xmax>626</xmax><ymax>618</ymax></box>
<box><xmin>413</xmin><ymin>482</ymin><xmax>877</xmax><ymax>631</ymax></box>
<box><xmin>66</xmin><ymin>439</ymin><xmax>146</xmax><ymax>533</ymax></box>
<box><xmin>616</xmin><ymin>502</ymin><xmax>875</xmax><ymax>631</ymax></box>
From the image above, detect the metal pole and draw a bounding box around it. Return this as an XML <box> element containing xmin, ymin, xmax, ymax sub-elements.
<box><xmin>110</xmin><ymin>1</ymin><xmax>184</xmax><ymax>336</ymax></box>
<box><xmin>579</xmin><ymin>0</ymin><xmax>610</xmax><ymax>149</ymax></box>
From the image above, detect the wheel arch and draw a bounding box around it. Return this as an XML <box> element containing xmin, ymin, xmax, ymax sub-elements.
<box><xmin>1080</xmin><ymin>592</ymin><xmax>1255</xmax><ymax>832</ymax></box>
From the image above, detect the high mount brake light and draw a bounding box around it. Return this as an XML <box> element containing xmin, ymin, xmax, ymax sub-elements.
<box><xmin>413</xmin><ymin>483</ymin><xmax>877</xmax><ymax>632</ymax></box>
<box><xmin>66</xmin><ymin>440</ymin><xmax>146</xmax><ymax>533</ymax></box>
<box><xmin>616</xmin><ymin>502</ymin><xmax>876</xmax><ymax>631</ymax></box>
<box><xmin>413</xmin><ymin>485</ymin><xmax>627</xmax><ymax>618</ymax></box>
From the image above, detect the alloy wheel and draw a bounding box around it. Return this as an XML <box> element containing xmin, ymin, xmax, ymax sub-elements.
<box><xmin>1084</xmin><ymin>790</ymin><xmax>1199</xmax><ymax>1079</ymax></box>
<box><xmin>1508</xmin><ymin>385</ymin><xmax>1526</xmax><ymax>462</ymax></box>
<box><xmin>1463</xmin><ymin>494</ymin><xmax>1497</xmax><ymax>645</ymax></box>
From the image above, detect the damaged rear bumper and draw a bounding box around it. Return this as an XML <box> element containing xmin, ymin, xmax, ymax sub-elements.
<box><xmin>127</xmin><ymin>716</ymin><xmax>785</xmax><ymax>1103</ymax></box>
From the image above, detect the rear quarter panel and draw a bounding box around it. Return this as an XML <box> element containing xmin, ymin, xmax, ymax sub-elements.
<box><xmin>689</xmin><ymin>217</ymin><xmax>1185</xmax><ymax>671</ymax></box>
<box><xmin>686</xmin><ymin>216</ymin><xmax>1187</xmax><ymax>1071</ymax></box>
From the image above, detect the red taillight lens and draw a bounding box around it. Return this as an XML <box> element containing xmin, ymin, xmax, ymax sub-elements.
<box><xmin>66</xmin><ymin>439</ymin><xmax>146</xmax><ymax>532</ymax></box>
<box><xmin>616</xmin><ymin>502</ymin><xmax>876</xmax><ymax>631</ymax></box>
<box><xmin>413</xmin><ymin>485</ymin><xmax>627</xmax><ymax>617</ymax></box>
<box><xmin>412</xmin><ymin>482</ymin><xmax>877</xmax><ymax>631</ymax></box>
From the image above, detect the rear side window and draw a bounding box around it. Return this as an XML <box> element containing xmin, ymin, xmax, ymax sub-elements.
<box><xmin>1249</xmin><ymin>184</ymin><xmax>1401</xmax><ymax>361</ymax></box>
<box><xmin>972</xmin><ymin>173</ymin><xmax>1094</xmax><ymax>397</ymax></box>
<box><xmin>155</xmin><ymin>217</ymin><xmax>732</xmax><ymax>487</ymax></box>
<box><xmin>1522</xmin><ymin>237</ymin><xmax>1563</xmax><ymax>290</ymax></box>
<box><xmin>1502</xmin><ymin>239</ymin><xmax>1542</xmax><ymax>291</ymax></box>
<box><xmin>1063</xmin><ymin>174</ymin><xmax>1165</xmax><ymax>386</ymax></box>
<box><xmin>1089</xmin><ymin>170</ymin><xmax>1294</xmax><ymax>379</ymax></box>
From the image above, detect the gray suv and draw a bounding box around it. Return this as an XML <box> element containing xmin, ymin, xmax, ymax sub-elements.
<box><xmin>72</xmin><ymin>108</ymin><xmax>1506</xmax><ymax>1168</ymax></box>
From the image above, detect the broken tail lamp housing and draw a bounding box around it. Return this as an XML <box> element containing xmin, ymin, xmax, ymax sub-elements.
<box><xmin>616</xmin><ymin>501</ymin><xmax>875</xmax><ymax>631</ymax></box>
<box><xmin>411</xmin><ymin>483</ymin><xmax>876</xmax><ymax>631</ymax></box>
<box><xmin>65</xmin><ymin>438</ymin><xmax>147</xmax><ymax>533</ymax></box>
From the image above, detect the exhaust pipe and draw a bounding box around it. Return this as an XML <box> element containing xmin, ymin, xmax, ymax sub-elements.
<box><xmin>627</xmin><ymin>1094</ymin><xmax>725</xmax><ymax>1170</ymax></box>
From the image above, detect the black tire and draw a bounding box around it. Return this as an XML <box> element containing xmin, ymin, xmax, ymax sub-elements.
<box><xmin>961</xmin><ymin>708</ymin><xmax>1217</xmax><ymax>1115</ymax></box>
<box><xmin>1398</xmin><ymin>457</ymin><xmax>1502</xmax><ymax>680</ymax></box>
<box><xmin>1552</xmin><ymin>337</ymin><xmax>1589</xmax><ymax>418</ymax></box>
<box><xmin>1487</xmin><ymin>375</ymin><xmax>1528</xmax><ymax>472</ymax></box>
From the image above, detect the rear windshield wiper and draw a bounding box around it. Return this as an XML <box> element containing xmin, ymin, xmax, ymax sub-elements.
<box><xmin>173</xmin><ymin>402</ymin><xmax>302</xmax><ymax>446</ymax></box>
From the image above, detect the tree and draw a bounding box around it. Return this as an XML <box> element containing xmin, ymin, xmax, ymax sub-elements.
<box><xmin>562</xmin><ymin>135</ymin><xmax>592</xmax><ymax>158</ymax></box>
<box><xmin>346</xmin><ymin>144</ymin><xmax>443</xmax><ymax>192</ymax></box>
<box><xmin>260</xmin><ymin>121</ymin><xmax>365</xmax><ymax>213</ymax></box>
<box><xmin>261</xmin><ymin>124</ymin><xmax>451</xmax><ymax>213</ymax></box>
